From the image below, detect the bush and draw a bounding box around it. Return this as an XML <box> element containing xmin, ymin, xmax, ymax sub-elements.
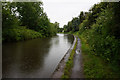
<box><xmin>3</xmin><ymin>27</ymin><xmax>42</xmax><ymax>42</ymax></box>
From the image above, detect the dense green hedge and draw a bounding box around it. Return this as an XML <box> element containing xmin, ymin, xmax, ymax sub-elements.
<box><xmin>79</xmin><ymin>7</ymin><xmax>120</xmax><ymax>64</ymax></box>
<box><xmin>2</xmin><ymin>27</ymin><xmax>42</xmax><ymax>42</ymax></box>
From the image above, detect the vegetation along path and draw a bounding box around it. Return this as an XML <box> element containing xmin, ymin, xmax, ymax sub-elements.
<box><xmin>71</xmin><ymin>37</ymin><xmax>84</xmax><ymax>78</ymax></box>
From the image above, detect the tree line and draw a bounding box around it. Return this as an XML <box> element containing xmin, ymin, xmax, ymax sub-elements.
<box><xmin>2</xmin><ymin>2</ymin><xmax>59</xmax><ymax>42</ymax></box>
<box><xmin>64</xmin><ymin>2</ymin><xmax>120</xmax><ymax>65</ymax></box>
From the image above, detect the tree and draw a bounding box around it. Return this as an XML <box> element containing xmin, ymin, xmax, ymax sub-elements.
<box><xmin>71</xmin><ymin>17</ymin><xmax>79</xmax><ymax>32</ymax></box>
<box><xmin>2</xmin><ymin>2</ymin><xmax>19</xmax><ymax>30</ymax></box>
<box><xmin>79</xmin><ymin>11</ymin><xmax>85</xmax><ymax>24</ymax></box>
<box><xmin>16</xmin><ymin>2</ymin><xmax>43</xmax><ymax>30</ymax></box>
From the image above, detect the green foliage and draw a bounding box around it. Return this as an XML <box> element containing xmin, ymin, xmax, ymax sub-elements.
<box><xmin>2</xmin><ymin>2</ymin><xmax>19</xmax><ymax>29</ymax></box>
<box><xmin>57</xmin><ymin>28</ymin><xmax>64</xmax><ymax>33</ymax></box>
<box><xmin>16</xmin><ymin>2</ymin><xmax>43</xmax><ymax>29</ymax></box>
<box><xmin>2</xmin><ymin>2</ymin><xmax>58</xmax><ymax>42</ymax></box>
<box><xmin>64</xmin><ymin>17</ymin><xmax>80</xmax><ymax>32</ymax></box>
<box><xmin>86</xmin><ymin>7</ymin><xmax>120</xmax><ymax>63</ymax></box>
<box><xmin>78</xmin><ymin>34</ymin><xmax>120</xmax><ymax>78</ymax></box>
<box><xmin>3</xmin><ymin>26</ymin><xmax>42</xmax><ymax>42</ymax></box>
<box><xmin>79</xmin><ymin>19</ymin><xmax>89</xmax><ymax>34</ymax></box>
<box><xmin>62</xmin><ymin>37</ymin><xmax>77</xmax><ymax>78</ymax></box>
<box><xmin>78</xmin><ymin>2</ymin><xmax>120</xmax><ymax>78</ymax></box>
<box><xmin>65</xmin><ymin>2</ymin><xmax>120</xmax><ymax>78</ymax></box>
<box><xmin>69</xmin><ymin>2</ymin><xmax>120</xmax><ymax>65</ymax></box>
<box><xmin>64</xmin><ymin>11</ymin><xmax>88</xmax><ymax>33</ymax></box>
<box><xmin>78</xmin><ymin>11</ymin><xmax>85</xmax><ymax>24</ymax></box>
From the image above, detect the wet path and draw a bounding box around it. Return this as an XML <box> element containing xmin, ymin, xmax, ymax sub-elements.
<box><xmin>71</xmin><ymin>37</ymin><xmax>84</xmax><ymax>78</ymax></box>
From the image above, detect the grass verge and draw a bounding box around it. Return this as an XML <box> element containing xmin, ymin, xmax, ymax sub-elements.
<box><xmin>77</xmin><ymin>32</ymin><xmax>120</xmax><ymax>78</ymax></box>
<box><xmin>61</xmin><ymin>36</ymin><xmax>77</xmax><ymax>78</ymax></box>
<box><xmin>62</xmin><ymin>31</ymin><xmax>120</xmax><ymax>78</ymax></box>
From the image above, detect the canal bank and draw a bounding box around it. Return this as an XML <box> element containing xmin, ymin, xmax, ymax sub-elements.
<box><xmin>52</xmin><ymin>35</ymin><xmax>84</xmax><ymax>78</ymax></box>
<box><xmin>70</xmin><ymin>37</ymin><xmax>84</xmax><ymax>78</ymax></box>
<box><xmin>51</xmin><ymin>35</ymin><xmax>77</xmax><ymax>78</ymax></box>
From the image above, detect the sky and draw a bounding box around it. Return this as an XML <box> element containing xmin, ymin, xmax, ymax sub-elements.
<box><xmin>42</xmin><ymin>0</ymin><xmax>101</xmax><ymax>28</ymax></box>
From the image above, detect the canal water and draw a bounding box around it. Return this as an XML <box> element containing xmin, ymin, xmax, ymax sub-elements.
<box><xmin>2</xmin><ymin>34</ymin><xmax>74</xmax><ymax>78</ymax></box>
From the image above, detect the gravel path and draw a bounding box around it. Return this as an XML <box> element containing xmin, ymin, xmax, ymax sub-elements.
<box><xmin>71</xmin><ymin>37</ymin><xmax>84</xmax><ymax>78</ymax></box>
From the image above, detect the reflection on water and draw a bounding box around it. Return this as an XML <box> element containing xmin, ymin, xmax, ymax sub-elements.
<box><xmin>2</xmin><ymin>34</ymin><xmax>74</xmax><ymax>78</ymax></box>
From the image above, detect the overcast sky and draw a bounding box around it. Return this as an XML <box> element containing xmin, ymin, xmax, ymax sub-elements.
<box><xmin>42</xmin><ymin>0</ymin><xmax>101</xmax><ymax>28</ymax></box>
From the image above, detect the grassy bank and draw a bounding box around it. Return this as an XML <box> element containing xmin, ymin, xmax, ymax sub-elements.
<box><xmin>61</xmin><ymin>36</ymin><xmax>78</xmax><ymax>78</ymax></box>
<box><xmin>2</xmin><ymin>27</ymin><xmax>42</xmax><ymax>42</ymax></box>
<box><xmin>74</xmin><ymin>32</ymin><xmax>120</xmax><ymax>78</ymax></box>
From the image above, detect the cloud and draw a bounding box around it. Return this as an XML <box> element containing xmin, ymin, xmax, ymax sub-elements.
<box><xmin>42</xmin><ymin>0</ymin><xmax>100</xmax><ymax>28</ymax></box>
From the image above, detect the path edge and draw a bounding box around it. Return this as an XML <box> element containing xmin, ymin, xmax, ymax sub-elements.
<box><xmin>51</xmin><ymin>35</ymin><xmax>77</xmax><ymax>78</ymax></box>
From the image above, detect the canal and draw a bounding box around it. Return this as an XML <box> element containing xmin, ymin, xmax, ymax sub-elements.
<box><xmin>2</xmin><ymin>34</ymin><xmax>74</xmax><ymax>78</ymax></box>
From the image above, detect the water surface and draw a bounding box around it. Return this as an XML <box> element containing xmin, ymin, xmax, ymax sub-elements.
<box><xmin>3</xmin><ymin>34</ymin><xmax>74</xmax><ymax>78</ymax></box>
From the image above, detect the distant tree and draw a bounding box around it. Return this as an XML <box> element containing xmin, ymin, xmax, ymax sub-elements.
<box><xmin>63</xmin><ymin>25</ymin><xmax>68</xmax><ymax>32</ymax></box>
<box><xmin>71</xmin><ymin>17</ymin><xmax>79</xmax><ymax>32</ymax></box>
<box><xmin>54</xmin><ymin>22</ymin><xmax>59</xmax><ymax>30</ymax></box>
<box><xmin>58</xmin><ymin>28</ymin><xmax>63</xmax><ymax>33</ymax></box>
<box><xmin>67</xmin><ymin>21</ymin><xmax>72</xmax><ymax>32</ymax></box>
